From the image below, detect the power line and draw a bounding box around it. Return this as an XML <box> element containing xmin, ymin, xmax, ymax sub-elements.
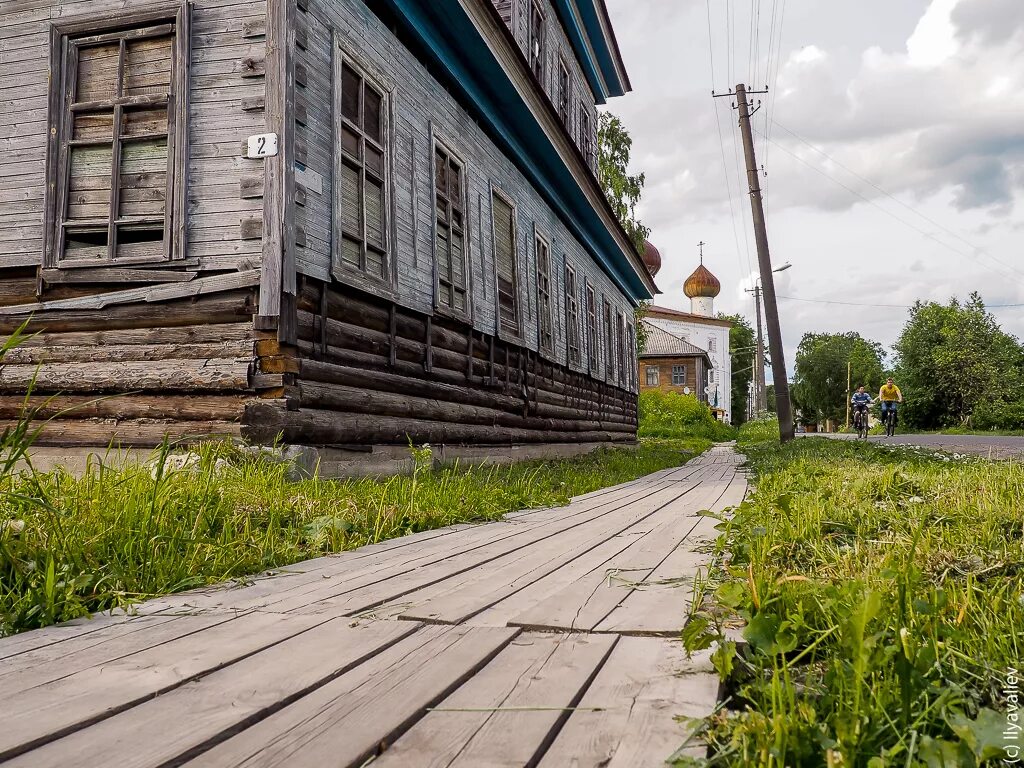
<box><xmin>754</xmin><ymin>128</ymin><xmax>1024</xmax><ymax>285</ymax></box>
<box><xmin>770</xmin><ymin>120</ymin><xmax>1024</xmax><ymax>280</ymax></box>
<box><xmin>778</xmin><ymin>295</ymin><xmax>1024</xmax><ymax>310</ymax></box>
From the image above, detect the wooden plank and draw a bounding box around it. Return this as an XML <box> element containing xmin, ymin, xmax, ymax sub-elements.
<box><xmin>4</xmin><ymin>620</ymin><xmax>421</xmax><ymax>768</ymax></box>
<box><xmin>132</xmin><ymin>478</ymin><xmax>663</xmax><ymax>619</ymax></box>
<box><xmin>182</xmin><ymin>625</ymin><xmax>519</xmax><ymax>768</ymax></box>
<box><xmin>0</xmin><ymin>615</ymin><xmax>331</xmax><ymax>761</ymax></box>
<box><xmin>391</xmin><ymin>470</ymin><xmax>716</xmax><ymax>625</ymax></box>
<box><xmin>537</xmin><ymin>637</ymin><xmax>721</xmax><ymax>768</ymax></box>
<box><xmin>0</xmin><ymin>614</ymin><xmax>175</xmax><ymax>664</ymax></box>
<box><xmin>0</xmin><ymin>357</ymin><xmax>251</xmax><ymax>392</ymax></box>
<box><xmin>373</xmin><ymin>632</ymin><xmax>618</xmax><ymax>768</ymax></box>
<box><xmin>594</xmin><ymin>472</ymin><xmax>747</xmax><ymax>635</ymax></box>
<box><xmin>506</xmin><ymin>467</ymin><xmax>734</xmax><ymax>633</ymax></box>
<box><xmin>0</xmin><ymin>270</ymin><xmax>259</xmax><ymax>314</ymax></box>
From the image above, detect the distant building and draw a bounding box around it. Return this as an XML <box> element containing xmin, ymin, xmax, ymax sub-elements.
<box><xmin>638</xmin><ymin>321</ymin><xmax>713</xmax><ymax>403</ymax></box>
<box><xmin>639</xmin><ymin>257</ymin><xmax>732</xmax><ymax>422</ymax></box>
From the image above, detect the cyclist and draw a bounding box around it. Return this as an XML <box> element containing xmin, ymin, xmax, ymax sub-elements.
<box><xmin>851</xmin><ymin>386</ymin><xmax>872</xmax><ymax>434</ymax></box>
<box><xmin>878</xmin><ymin>378</ymin><xmax>903</xmax><ymax>436</ymax></box>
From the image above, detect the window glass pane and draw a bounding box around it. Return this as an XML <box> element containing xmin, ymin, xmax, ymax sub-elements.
<box><xmin>341</xmin><ymin>235</ymin><xmax>360</xmax><ymax>267</ymax></box>
<box><xmin>340</xmin><ymin>162</ymin><xmax>362</xmax><ymax>235</ymax></box>
<box><xmin>449</xmin><ymin>161</ymin><xmax>461</xmax><ymax>202</ymax></box>
<box><xmin>341</xmin><ymin>64</ymin><xmax>360</xmax><ymax>123</ymax></box>
<box><xmin>123</xmin><ymin>36</ymin><xmax>173</xmax><ymax>97</ymax></box>
<box><xmin>364</xmin><ymin>86</ymin><xmax>383</xmax><ymax>143</ymax></box>
<box><xmin>119</xmin><ymin>137</ymin><xmax>168</xmax><ymax>218</ymax></box>
<box><xmin>67</xmin><ymin>145</ymin><xmax>112</xmax><ymax>221</ymax></box>
<box><xmin>341</xmin><ymin>126</ymin><xmax>360</xmax><ymax>160</ymax></box>
<box><xmin>64</xmin><ymin>227</ymin><xmax>108</xmax><ymax>261</ymax></box>
<box><xmin>73</xmin><ymin>113</ymin><xmax>113</xmax><ymax>142</ymax></box>
<box><xmin>116</xmin><ymin>225</ymin><xmax>164</xmax><ymax>260</ymax></box>
<box><xmin>435</xmin><ymin>150</ymin><xmax>447</xmax><ymax>195</ymax></box>
<box><xmin>76</xmin><ymin>43</ymin><xmax>120</xmax><ymax>102</ymax></box>
<box><xmin>122</xmin><ymin>106</ymin><xmax>169</xmax><ymax>137</ymax></box>
<box><xmin>365</xmin><ymin>176</ymin><xmax>385</xmax><ymax>250</ymax></box>
<box><xmin>366</xmin><ymin>247</ymin><xmax>385</xmax><ymax>278</ymax></box>
<box><xmin>366</xmin><ymin>146</ymin><xmax>384</xmax><ymax>176</ymax></box>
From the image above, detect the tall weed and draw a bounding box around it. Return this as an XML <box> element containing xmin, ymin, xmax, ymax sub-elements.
<box><xmin>639</xmin><ymin>390</ymin><xmax>736</xmax><ymax>442</ymax></box>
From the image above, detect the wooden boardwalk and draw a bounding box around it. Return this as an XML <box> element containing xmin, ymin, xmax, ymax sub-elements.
<box><xmin>0</xmin><ymin>446</ymin><xmax>745</xmax><ymax>768</ymax></box>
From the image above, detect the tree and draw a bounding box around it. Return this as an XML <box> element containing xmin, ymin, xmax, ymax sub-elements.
<box><xmin>597</xmin><ymin>111</ymin><xmax>649</xmax><ymax>253</ymax></box>
<box><xmin>894</xmin><ymin>293</ymin><xmax>1024</xmax><ymax>428</ymax></box>
<box><xmin>719</xmin><ymin>313</ymin><xmax>755</xmax><ymax>425</ymax></box>
<box><xmin>792</xmin><ymin>332</ymin><xmax>885</xmax><ymax>426</ymax></box>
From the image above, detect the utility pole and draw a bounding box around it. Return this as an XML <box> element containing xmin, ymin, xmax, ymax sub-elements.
<box><xmin>747</xmin><ymin>284</ymin><xmax>766</xmax><ymax>414</ymax></box>
<box><xmin>845</xmin><ymin>360</ymin><xmax>851</xmax><ymax>430</ymax></box>
<box><xmin>731</xmin><ymin>83</ymin><xmax>794</xmax><ymax>442</ymax></box>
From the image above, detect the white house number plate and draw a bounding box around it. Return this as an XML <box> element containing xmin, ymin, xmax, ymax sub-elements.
<box><xmin>247</xmin><ymin>133</ymin><xmax>279</xmax><ymax>159</ymax></box>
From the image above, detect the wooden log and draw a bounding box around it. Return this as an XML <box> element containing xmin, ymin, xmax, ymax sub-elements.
<box><xmin>7</xmin><ymin>419</ymin><xmax>242</xmax><ymax>448</ymax></box>
<box><xmin>12</xmin><ymin>322</ymin><xmax>255</xmax><ymax>349</ymax></box>
<box><xmin>2</xmin><ymin>341</ymin><xmax>254</xmax><ymax>366</ymax></box>
<box><xmin>297</xmin><ymin>381</ymin><xmax>624</xmax><ymax>434</ymax></box>
<box><xmin>242</xmin><ymin>403</ymin><xmax>633</xmax><ymax>447</ymax></box>
<box><xmin>0</xmin><ymin>358</ymin><xmax>252</xmax><ymax>394</ymax></box>
<box><xmin>0</xmin><ymin>292</ymin><xmax>254</xmax><ymax>334</ymax></box>
<box><xmin>0</xmin><ymin>394</ymin><xmax>249</xmax><ymax>422</ymax></box>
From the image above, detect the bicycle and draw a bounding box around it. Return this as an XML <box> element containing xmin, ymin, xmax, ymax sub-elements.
<box><xmin>881</xmin><ymin>405</ymin><xmax>898</xmax><ymax>437</ymax></box>
<box><xmin>853</xmin><ymin>406</ymin><xmax>870</xmax><ymax>439</ymax></box>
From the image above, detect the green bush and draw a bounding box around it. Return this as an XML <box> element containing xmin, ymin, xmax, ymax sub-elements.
<box><xmin>638</xmin><ymin>390</ymin><xmax>735</xmax><ymax>442</ymax></box>
<box><xmin>737</xmin><ymin>416</ymin><xmax>780</xmax><ymax>446</ymax></box>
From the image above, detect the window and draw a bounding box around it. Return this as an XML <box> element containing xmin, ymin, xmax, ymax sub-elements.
<box><xmin>49</xmin><ymin>17</ymin><xmax>186</xmax><ymax>265</ymax></box>
<box><xmin>713</xmin><ymin>369</ymin><xmax>720</xmax><ymax>383</ymax></box>
<box><xmin>564</xmin><ymin>263</ymin><xmax>581</xmax><ymax>366</ymax></box>
<box><xmin>336</xmin><ymin>58</ymin><xmax>389</xmax><ymax>281</ymax></box>
<box><xmin>603</xmin><ymin>299</ymin><xmax>615</xmax><ymax>381</ymax></box>
<box><xmin>556</xmin><ymin>58</ymin><xmax>571</xmax><ymax>128</ymax></box>
<box><xmin>672</xmin><ymin>365</ymin><xmax>686</xmax><ymax>386</ymax></box>
<box><xmin>492</xmin><ymin>191</ymin><xmax>520</xmax><ymax>333</ymax></box>
<box><xmin>586</xmin><ymin>284</ymin><xmax>599</xmax><ymax>372</ymax></box>
<box><xmin>616</xmin><ymin>312</ymin><xmax>627</xmax><ymax>386</ymax></box>
<box><xmin>708</xmin><ymin>337</ymin><xmax>717</xmax><ymax>353</ymax></box>
<box><xmin>529</xmin><ymin>2</ymin><xmax>545</xmax><ymax>82</ymax></box>
<box><xmin>434</xmin><ymin>142</ymin><xmax>468</xmax><ymax>314</ymax></box>
<box><xmin>535</xmin><ymin>233</ymin><xmax>554</xmax><ymax>355</ymax></box>
<box><xmin>626</xmin><ymin>323</ymin><xmax>636</xmax><ymax>384</ymax></box>
<box><xmin>645</xmin><ymin>366</ymin><xmax>659</xmax><ymax>387</ymax></box>
<box><xmin>579</xmin><ymin>106</ymin><xmax>594</xmax><ymax>169</ymax></box>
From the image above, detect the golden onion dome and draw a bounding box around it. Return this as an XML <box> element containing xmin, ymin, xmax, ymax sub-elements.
<box><xmin>683</xmin><ymin>263</ymin><xmax>721</xmax><ymax>298</ymax></box>
<box><xmin>642</xmin><ymin>241</ymin><xmax>662</xmax><ymax>277</ymax></box>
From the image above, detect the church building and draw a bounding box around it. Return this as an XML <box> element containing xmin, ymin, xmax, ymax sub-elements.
<box><xmin>638</xmin><ymin>244</ymin><xmax>733</xmax><ymax>423</ymax></box>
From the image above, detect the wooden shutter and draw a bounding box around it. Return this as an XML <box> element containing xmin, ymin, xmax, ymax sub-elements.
<box><xmin>493</xmin><ymin>194</ymin><xmax>518</xmax><ymax>331</ymax></box>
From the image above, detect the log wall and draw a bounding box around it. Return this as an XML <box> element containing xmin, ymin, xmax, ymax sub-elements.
<box><xmin>241</xmin><ymin>279</ymin><xmax>638</xmax><ymax>447</ymax></box>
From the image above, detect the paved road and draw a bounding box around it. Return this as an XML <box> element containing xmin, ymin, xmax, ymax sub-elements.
<box><xmin>0</xmin><ymin>447</ymin><xmax>744</xmax><ymax>768</ymax></box>
<box><xmin>805</xmin><ymin>432</ymin><xmax>1024</xmax><ymax>459</ymax></box>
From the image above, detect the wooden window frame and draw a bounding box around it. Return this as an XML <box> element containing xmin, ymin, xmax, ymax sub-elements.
<box><xmin>534</xmin><ymin>228</ymin><xmax>554</xmax><ymax>357</ymax></box>
<box><xmin>645</xmin><ymin>366</ymin><xmax>659</xmax><ymax>387</ymax></box>
<box><xmin>585</xmin><ymin>281</ymin><xmax>599</xmax><ymax>374</ymax></box>
<box><xmin>603</xmin><ymin>297</ymin><xmax>615</xmax><ymax>383</ymax></box>
<box><xmin>672</xmin><ymin>365</ymin><xmax>686</xmax><ymax>387</ymax></box>
<box><xmin>579</xmin><ymin>106</ymin><xmax>594</xmax><ymax>170</ymax></box>
<box><xmin>529</xmin><ymin>0</ymin><xmax>546</xmax><ymax>84</ymax></box>
<box><xmin>44</xmin><ymin>4</ymin><xmax>191</xmax><ymax>269</ymax></box>
<box><xmin>431</xmin><ymin>133</ymin><xmax>472</xmax><ymax>320</ymax></box>
<box><xmin>616</xmin><ymin>311</ymin><xmax>627</xmax><ymax>386</ymax></box>
<box><xmin>333</xmin><ymin>46</ymin><xmax>395</xmax><ymax>289</ymax></box>
<box><xmin>556</xmin><ymin>55</ymin><xmax>571</xmax><ymax>129</ymax></box>
<box><xmin>563</xmin><ymin>261</ymin><xmax>581</xmax><ymax>368</ymax></box>
<box><xmin>490</xmin><ymin>185</ymin><xmax>521</xmax><ymax>338</ymax></box>
<box><xmin>626</xmin><ymin>321</ymin><xmax>636</xmax><ymax>389</ymax></box>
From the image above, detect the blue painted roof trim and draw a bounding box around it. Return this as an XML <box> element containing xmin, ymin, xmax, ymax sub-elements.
<box><xmin>549</xmin><ymin>0</ymin><xmax>611</xmax><ymax>104</ymax></box>
<box><xmin>551</xmin><ymin>0</ymin><xmax>628</xmax><ymax>102</ymax></box>
<box><xmin>380</xmin><ymin>0</ymin><xmax>652</xmax><ymax>304</ymax></box>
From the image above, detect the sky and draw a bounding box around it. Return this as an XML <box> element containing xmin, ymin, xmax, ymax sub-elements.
<box><xmin>604</xmin><ymin>0</ymin><xmax>1024</xmax><ymax>380</ymax></box>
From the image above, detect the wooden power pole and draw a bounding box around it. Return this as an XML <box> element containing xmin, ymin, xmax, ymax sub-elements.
<box><xmin>749</xmin><ymin>284</ymin><xmax>766</xmax><ymax>414</ymax></box>
<box><xmin>733</xmin><ymin>84</ymin><xmax>794</xmax><ymax>442</ymax></box>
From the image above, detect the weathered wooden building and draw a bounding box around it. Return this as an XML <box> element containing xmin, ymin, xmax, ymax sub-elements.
<box><xmin>0</xmin><ymin>0</ymin><xmax>655</xmax><ymax>465</ymax></box>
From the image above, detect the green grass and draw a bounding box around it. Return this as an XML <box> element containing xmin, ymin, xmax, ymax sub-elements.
<box><xmin>639</xmin><ymin>390</ymin><xmax>737</xmax><ymax>443</ymax></box>
<box><xmin>679</xmin><ymin>420</ymin><xmax>1024</xmax><ymax>766</ymax></box>
<box><xmin>0</xmin><ymin>436</ymin><xmax>708</xmax><ymax>636</ymax></box>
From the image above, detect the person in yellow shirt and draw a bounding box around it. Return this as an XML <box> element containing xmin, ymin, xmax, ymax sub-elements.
<box><xmin>878</xmin><ymin>378</ymin><xmax>903</xmax><ymax>435</ymax></box>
